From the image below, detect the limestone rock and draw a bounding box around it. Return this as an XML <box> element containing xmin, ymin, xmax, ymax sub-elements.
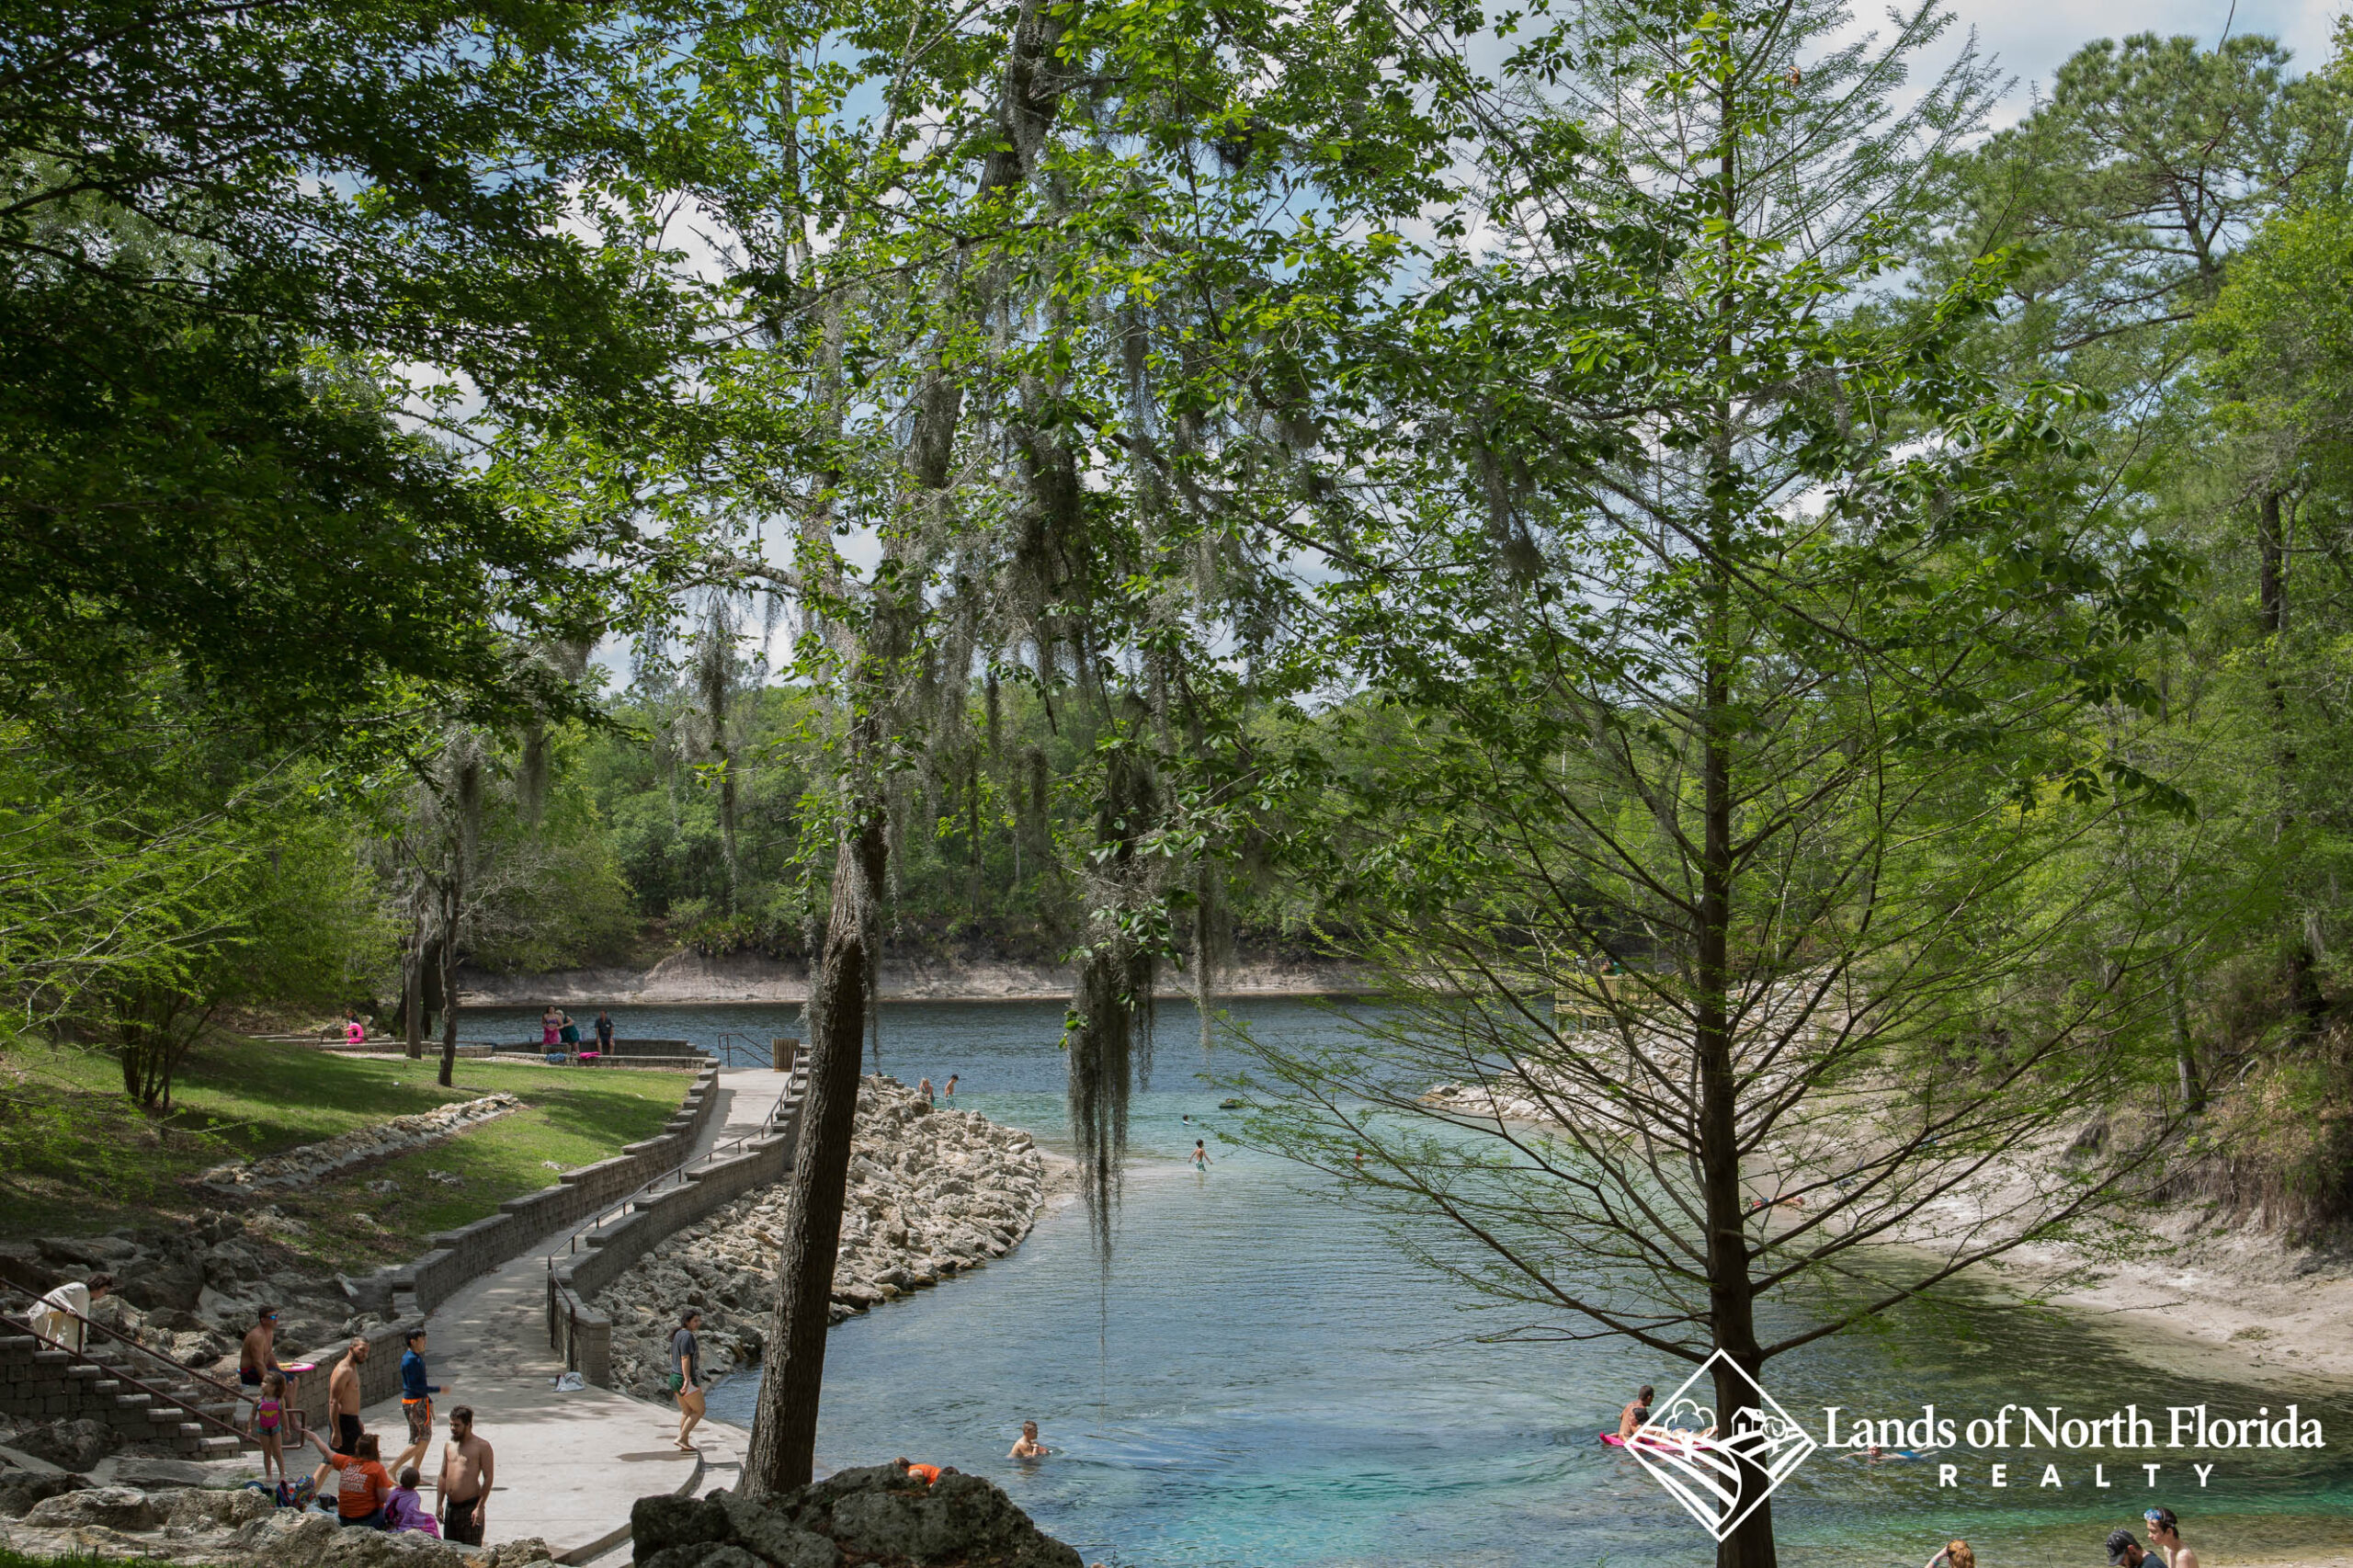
<box><xmin>630</xmin><ymin>1468</ymin><xmax>1078</xmax><ymax>1568</ymax></box>
<box><xmin>26</xmin><ymin>1483</ymin><xmax>159</xmax><ymax>1531</ymax></box>
<box><xmin>0</xmin><ymin>1471</ymin><xmax>86</xmax><ymax>1520</ymax></box>
<box><xmin>12</xmin><ymin>1418</ymin><xmax>120</xmax><ymax>1472</ymax></box>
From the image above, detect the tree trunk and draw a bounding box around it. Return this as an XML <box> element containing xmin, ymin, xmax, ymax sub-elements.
<box><xmin>403</xmin><ymin>926</ymin><xmax>425</xmax><ymax>1062</ymax></box>
<box><xmin>2168</xmin><ymin>956</ymin><xmax>2202</xmax><ymax>1114</ymax></box>
<box><xmin>437</xmin><ymin>872</ymin><xmax>461</xmax><ymax>1089</ymax></box>
<box><xmin>1703</xmin><ymin>72</ymin><xmax>1772</xmax><ymax>1568</ymax></box>
<box><xmin>743</xmin><ymin>810</ymin><xmax>889</xmax><ymax>1498</ymax></box>
<box><xmin>1700</xmin><ymin>658</ymin><xmax>1771</xmax><ymax>1568</ymax></box>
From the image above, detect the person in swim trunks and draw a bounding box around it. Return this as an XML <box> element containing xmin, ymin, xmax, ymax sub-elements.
<box><xmin>1617</xmin><ymin>1384</ymin><xmax>1654</xmax><ymax>1440</ymax></box>
<box><xmin>393</xmin><ymin>1326</ymin><xmax>442</xmax><ymax>1476</ymax></box>
<box><xmin>311</xmin><ymin>1336</ymin><xmax>369</xmax><ymax>1496</ymax></box>
<box><xmin>436</xmin><ymin>1405</ymin><xmax>493</xmax><ymax>1546</ymax></box>
<box><xmin>239</xmin><ymin>1306</ymin><xmax>283</xmax><ymax>1415</ymax></box>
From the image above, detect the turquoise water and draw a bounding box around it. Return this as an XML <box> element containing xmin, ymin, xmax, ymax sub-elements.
<box><xmin>478</xmin><ymin>1000</ymin><xmax>2353</xmax><ymax>1566</ymax></box>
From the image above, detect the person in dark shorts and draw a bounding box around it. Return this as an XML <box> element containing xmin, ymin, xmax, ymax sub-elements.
<box><xmin>672</xmin><ymin>1309</ymin><xmax>705</xmax><ymax>1452</ymax></box>
<box><xmin>393</xmin><ymin>1326</ymin><xmax>442</xmax><ymax>1476</ymax></box>
<box><xmin>436</xmin><ymin>1405</ymin><xmax>493</xmax><ymax>1546</ymax></box>
<box><xmin>310</xmin><ymin>1335</ymin><xmax>370</xmax><ymax>1496</ymax></box>
<box><xmin>237</xmin><ymin>1306</ymin><xmax>281</xmax><ymax>1414</ymax></box>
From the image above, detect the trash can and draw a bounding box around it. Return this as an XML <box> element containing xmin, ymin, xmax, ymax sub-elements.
<box><xmin>772</xmin><ymin>1037</ymin><xmax>799</xmax><ymax>1072</ymax></box>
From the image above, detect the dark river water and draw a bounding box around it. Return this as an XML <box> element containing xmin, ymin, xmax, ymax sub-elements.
<box><xmin>468</xmin><ymin>999</ymin><xmax>2353</xmax><ymax>1568</ymax></box>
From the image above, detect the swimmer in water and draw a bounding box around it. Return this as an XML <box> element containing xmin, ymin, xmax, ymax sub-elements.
<box><xmin>1008</xmin><ymin>1421</ymin><xmax>1049</xmax><ymax>1460</ymax></box>
<box><xmin>1190</xmin><ymin>1140</ymin><xmax>1209</xmax><ymax>1170</ymax></box>
<box><xmin>1617</xmin><ymin>1385</ymin><xmax>1654</xmax><ymax>1440</ymax></box>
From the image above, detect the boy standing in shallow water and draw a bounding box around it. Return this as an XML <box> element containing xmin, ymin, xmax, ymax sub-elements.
<box><xmin>1008</xmin><ymin>1421</ymin><xmax>1049</xmax><ymax>1460</ymax></box>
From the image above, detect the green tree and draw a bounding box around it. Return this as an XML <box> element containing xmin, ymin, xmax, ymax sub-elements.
<box><xmin>1232</xmin><ymin>4</ymin><xmax>2194</xmax><ymax>1564</ymax></box>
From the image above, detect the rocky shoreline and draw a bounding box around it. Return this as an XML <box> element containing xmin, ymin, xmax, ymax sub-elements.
<box><xmin>595</xmin><ymin>1078</ymin><xmax>1056</xmax><ymax>1400</ymax></box>
<box><xmin>458</xmin><ymin>948</ymin><xmax>1373</xmax><ymax>1006</ymax></box>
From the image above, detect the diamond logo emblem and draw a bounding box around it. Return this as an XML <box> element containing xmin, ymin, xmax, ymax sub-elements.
<box><xmin>1622</xmin><ymin>1350</ymin><xmax>1817</xmax><ymax>1541</ymax></box>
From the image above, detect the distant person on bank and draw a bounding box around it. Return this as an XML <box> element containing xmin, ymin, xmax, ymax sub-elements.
<box><xmin>596</xmin><ymin>1011</ymin><xmax>615</xmax><ymax>1051</ymax></box>
<box><xmin>541</xmin><ymin>1006</ymin><xmax>564</xmax><ymax>1054</ymax></box>
<box><xmin>31</xmin><ymin>1271</ymin><xmax>111</xmax><ymax>1353</ymax></box>
<box><xmin>918</xmin><ymin>1076</ymin><xmax>935</xmax><ymax>1107</ymax></box>
<box><xmin>437</xmin><ymin>1405</ymin><xmax>492</xmax><ymax>1545</ymax></box>
<box><xmin>673</xmin><ymin>1309</ymin><xmax>706</xmax><ymax>1452</ymax></box>
<box><xmin>2145</xmin><ymin>1507</ymin><xmax>2197</xmax><ymax>1568</ymax></box>
<box><xmin>560</xmin><ymin>1009</ymin><xmax>580</xmax><ymax>1049</ymax></box>
<box><xmin>944</xmin><ymin>1074</ymin><xmax>959</xmax><ymax>1104</ymax></box>
<box><xmin>346</xmin><ymin>1010</ymin><xmax>368</xmax><ymax>1044</ymax></box>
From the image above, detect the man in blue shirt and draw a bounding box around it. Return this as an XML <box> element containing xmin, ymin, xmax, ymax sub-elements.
<box><xmin>392</xmin><ymin>1327</ymin><xmax>444</xmax><ymax>1476</ymax></box>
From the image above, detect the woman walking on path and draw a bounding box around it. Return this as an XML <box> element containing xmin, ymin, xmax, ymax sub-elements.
<box><xmin>672</xmin><ymin>1309</ymin><xmax>706</xmax><ymax>1452</ymax></box>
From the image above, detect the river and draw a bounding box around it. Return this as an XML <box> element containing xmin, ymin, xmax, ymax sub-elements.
<box><xmin>468</xmin><ymin>998</ymin><xmax>2353</xmax><ymax>1567</ymax></box>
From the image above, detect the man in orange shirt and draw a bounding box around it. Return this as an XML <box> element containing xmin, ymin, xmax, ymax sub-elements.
<box><xmin>895</xmin><ymin>1459</ymin><xmax>945</xmax><ymax>1485</ymax></box>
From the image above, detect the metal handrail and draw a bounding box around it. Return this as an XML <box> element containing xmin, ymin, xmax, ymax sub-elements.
<box><xmin>1</xmin><ymin>1291</ymin><xmax>267</xmax><ymax>1449</ymax></box>
<box><xmin>0</xmin><ymin>1278</ymin><xmax>258</xmax><ymax>1413</ymax></box>
<box><xmin>544</xmin><ymin>1047</ymin><xmax>806</xmax><ymax>1262</ymax></box>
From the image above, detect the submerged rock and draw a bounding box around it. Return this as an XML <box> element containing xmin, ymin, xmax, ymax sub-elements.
<box><xmin>631</xmin><ymin>1465</ymin><xmax>1081</xmax><ymax>1568</ymax></box>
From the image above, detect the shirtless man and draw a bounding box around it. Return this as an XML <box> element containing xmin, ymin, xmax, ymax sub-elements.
<box><xmin>2145</xmin><ymin>1507</ymin><xmax>2198</xmax><ymax>1568</ymax></box>
<box><xmin>238</xmin><ymin>1306</ymin><xmax>283</xmax><ymax>1429</ymax></box>
<box><xmin>436</xmin><ymin>1405</ymin><xmax>493</xmax><ymax>1546</ymax></box>
<box><xmin>309</xmin><ymin>1337</ymin><xmax>370</xmax><ymax>1494</ymax></box>
<box><xmin>1008</xmin><ymin>1420</ymin><xmax>1049</xmax><ymax>1460</ymax></box>
<box><xmin>1616</xmin><ymin>1384</ymin><xmax>1655</xmax><ymax>1440</ymax></box>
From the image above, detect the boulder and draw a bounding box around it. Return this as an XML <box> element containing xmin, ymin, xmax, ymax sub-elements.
<box><xmin>0</xmin><ymin>1471</ymin><xmax>87</xmax><ymax>1519</ymax></box>
<box><xmin>121</xmin><ymin>1256</ymin><xmax>204</xmax><ymax>1312</ymax></box>
<box><xmin>165</xmin><ymin>1483</ymin><xmax>278</xmax><ymax>1528</ymax></box>
<box><xmin>108</xmin><ymin>1455</ymin><xmax>246</xmax><ymax>1491</ymax></box>
<box><xmin>25</xmin><ymin>1483</ymin><xmax>161</xmax><ymax>1530</ymax></box>
<box><xmin>12</xmin><ymin>1417</ymin><xmax>121</xmax><ymax>1471</ymax></box>
<box><xmin>631</xmin><ymin>1468</ymin><xmax>1078</xmax><ymax>1568</ymax></box>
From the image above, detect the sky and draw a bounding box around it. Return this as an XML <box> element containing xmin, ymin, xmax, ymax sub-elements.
<box><xmin>1969</xmin><ymin>0</ymin><xmax>2337</xmax><ymax>119</ymax></box>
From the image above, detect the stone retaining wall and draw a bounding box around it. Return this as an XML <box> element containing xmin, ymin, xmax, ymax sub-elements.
<box><xmin>290</xmin><ymin>1066</ymin><xmax>725</xmax><ymax>1422</ymax></box>
<box><xmin>545</xmin><ymin>1082</ymin><xmax>802</xmax><ymax>1388</ymax></box>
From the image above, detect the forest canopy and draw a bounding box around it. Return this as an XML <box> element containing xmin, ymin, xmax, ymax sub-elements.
<box><xmin>6</xmin><ymin>1</ymin><xmax>2353</xmax><ymax>1558</ymax></box>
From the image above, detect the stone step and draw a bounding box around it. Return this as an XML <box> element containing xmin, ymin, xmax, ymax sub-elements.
<box><xmin>198</xmin><ymin>1436</ymin><xmax>244</xmax><ymax>1456</ymax></box>
<box><xmin>115</xmin><ymin>1393</ymin><xmax>153</xmax><ymax>1411</ymax></box>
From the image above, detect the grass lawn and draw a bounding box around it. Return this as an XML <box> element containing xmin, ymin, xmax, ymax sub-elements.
<box><xmin>0</xmin><ymin>1036</ymin><xmax>689</xmax><ymax>1272</ymax></box>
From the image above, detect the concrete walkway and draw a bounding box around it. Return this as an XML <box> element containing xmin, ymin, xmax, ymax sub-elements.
<box><xmin>358</xmin><ymin>1066</ymin><xmax>787</xmax><ymax>1562</ymax></box>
